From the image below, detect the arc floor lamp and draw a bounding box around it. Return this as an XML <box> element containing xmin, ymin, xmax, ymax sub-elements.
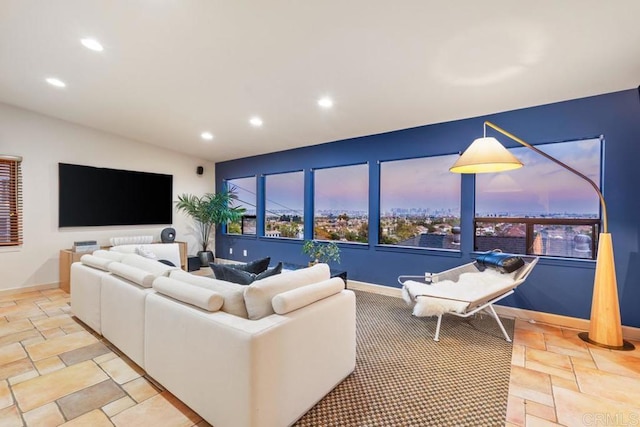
<box><xmin>450</xmin><ymin>121</ymin><xmax>634</xmax><ymax>351</ymax></box>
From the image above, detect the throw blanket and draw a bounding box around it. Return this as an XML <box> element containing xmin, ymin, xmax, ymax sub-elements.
<box><xmin>402</xmin><ymin>269</ymin><xmax>515</xmax><ymax>317</ymax></box>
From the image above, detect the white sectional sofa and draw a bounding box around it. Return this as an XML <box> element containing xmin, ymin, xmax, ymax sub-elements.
<box><xmin>70</xmin><ymin>251</ymin><xmax>356</xmax><ymax>427</ymax></box>
<box><xmin>70</xmin><ymin>243</ymin><xmax>181</xmax><ymax>336</ymax></box>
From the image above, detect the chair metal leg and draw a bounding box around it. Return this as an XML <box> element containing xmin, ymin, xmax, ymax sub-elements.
<box><xmin>434</xmin><ymin>314</ymin><xmax>442</xmax><ymax>341</ymax></box>
<box><xmin>488</xmin><ymin>305</ymin><xmax>511</xmax><ymax>342</ymax></box>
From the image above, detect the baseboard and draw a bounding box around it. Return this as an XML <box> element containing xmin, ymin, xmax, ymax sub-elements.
<box><xmin>347</xmin><ymin>280</ymin><xmax>640</xmax><ymax>342</ymax></box>
<box><xmin>347</xmin><ymin>280</ymin><xmax>403</xmax><ymax>298</ymax></box>
<box><xmin>214</xmin><ymin>257</ymin><xmax>243</xmax><ymax>265</ymax></box>
<box><xmin>0</xmin><ymin>282</ymin><xmax>61</xmax><ymax>297</ymax></box>
<box><xmin>492</xmin><ymin>305</ymin><xmax>640</xmax><ymax>342</ymax></box>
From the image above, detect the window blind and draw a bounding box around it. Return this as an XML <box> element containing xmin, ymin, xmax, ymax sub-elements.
<box><xmin>0</xmin><ymin>155</ymin><xmax>23</xmax><ymax>246</ymax></box>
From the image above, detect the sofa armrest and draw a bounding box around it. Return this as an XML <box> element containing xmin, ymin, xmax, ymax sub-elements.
<box><xmin>272</xmin><ymin>277</ymin><xmax>344</xmax><ymax>314</ymax></box>
<box><xmin>108</xmin><ymin>262</ymin><xmax>156</xmax><ymax>288</ymax></box>
<box><xmin>79</xmin><ymin>254</ymin><xmax>113</xmax><ymax>271</ymax></box>
<box><xmin>153</xmin><ymin>277</ymin><xmax>223</xmax><ymax>312</ymax></box>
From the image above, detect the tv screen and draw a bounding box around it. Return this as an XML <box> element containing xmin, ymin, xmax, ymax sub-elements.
<box><xmin>59</xmin><ymin>163</ymin><xmax>173</xmax><ymax>227</ymax></box>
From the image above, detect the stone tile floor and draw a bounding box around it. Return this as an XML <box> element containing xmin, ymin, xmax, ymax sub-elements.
<box><xmin>0</xmin><ymin>288</ymin><xmax>207</xmax><ymax>427</ymax></box>
<box><xmin>0</xmin><ymin>287</ymin><xmax>639</xmax><ymax>426</ymax></box>
<box><xmin>506</xmin><ymin>319</ymin><xmax>640</xmax><ymax>426</ymax></box>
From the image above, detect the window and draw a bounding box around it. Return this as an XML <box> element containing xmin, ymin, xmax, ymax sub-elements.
<box><xmin>225</xmin><ymin>176</ymin><xmax>256</xmax><ymax>235</ymax></box>
<box><xmin>314</xmin><ymin>164</ymin><xmax>368</xmax><ymax>243</ymax></box>
<box><xmin>0</xmin><ymin>155</ymin><xmax>23</xmax><ymax>247</ymax></box>
<box><xmin>475</xmin><ymin>138</ymin><xmax>601</xmax><ymax>259</ymax></box>
<box><xmin>379</xmin><ymin>154</ymin><xmax>461</xmax><ymax>249</ymax></box>
<box><xmin>264</xmin><ymin>171</ymin><xmax>304</xmax><ymax>239</ymax></box>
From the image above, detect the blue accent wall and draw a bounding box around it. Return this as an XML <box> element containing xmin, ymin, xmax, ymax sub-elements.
<box><xmin>216</xmin><ymin>88</ymin><xmax>640</xmax><ymax>327</ymax></box>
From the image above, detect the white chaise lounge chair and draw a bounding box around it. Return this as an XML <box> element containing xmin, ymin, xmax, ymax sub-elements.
<box><xmin>399</xmin><ymin>254</ymin><xmax>538</xmax><ymax>342</ymax></box>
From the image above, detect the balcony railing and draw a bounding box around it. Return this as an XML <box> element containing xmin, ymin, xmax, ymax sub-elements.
<box><xmin>474</xmin><ymin>217</ymin><xmax>600</xmax><ymax>260</ymax></box>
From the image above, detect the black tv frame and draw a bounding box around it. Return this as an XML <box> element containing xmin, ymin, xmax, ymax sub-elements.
<box><xmin>58</xmin><ymin>163</ymin><xmax>173</xmax><ymax>227</ymax></box>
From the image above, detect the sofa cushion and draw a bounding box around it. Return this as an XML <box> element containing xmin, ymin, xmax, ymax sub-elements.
<box><xmin>80</xmin><ymin>254</ymin><xmax>114</xmax><ymax>271</ymax></box>
<box><xmin>272</xmin><ymin>277</ymin><xmax>344</xmax><ymax>315</ymax></box>
<box><xmin>169</xmin><ymin>270</ymin><xmax>248</xmax><ymax>318</ymax></box>
<box><xmin>110</xmin><ymin>243</ymin><xmax>181</xmax><ymax>269</ymax></box>
<box><xmin>92</xmin><ymin>250</ymin><xmax>126</xmax><ymax>262</ymax></box>
<box><xmin>211</xmin><ymin>262</ymin><xmax>283</xmax><ymax>285</ymax></box>
<box><xmin>121</xmin><ymin>254</ymin><xmax>177</xmax><ymax>276</ymax></box>
<box><xmin>244</xmin><ymin>263</ymin><xmax>330</xmax><ymax>320</ymax></box>
<box><xmin>108</xmin><ymin>262</ymin><xmax>156</xmax><ymax>288</ymax></box>
<box><xmin>135</xmin><ymin>245</ymin><xmax>159</xmax><ymax>260</ymax></box>
<box><xmin>153</xmin><ymin>277</ymin><xmax>223</xmax><ymax>312</ymax></box>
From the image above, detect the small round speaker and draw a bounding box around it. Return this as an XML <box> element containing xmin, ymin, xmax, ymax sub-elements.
<box><xmin>160</xmin><ymin>227</ymin><xmax>176</xmax><ymax>243</ymax></box>
<box><xmin>196</xmin><ymin>166</ymin><xmax>204</xmax><ymax>175</ymax></box>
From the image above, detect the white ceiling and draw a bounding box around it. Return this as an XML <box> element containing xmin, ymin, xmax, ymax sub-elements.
<box><xmin>1</xmin><ymin>1</ymin><xmax>639</xmax><ymax>162</ymax></box>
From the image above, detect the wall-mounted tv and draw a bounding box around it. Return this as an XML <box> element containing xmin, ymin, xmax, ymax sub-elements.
<box><xmin>59</xmin><ymin>163</ymin><xmax>173</xmax><ymax>227</ymax></box>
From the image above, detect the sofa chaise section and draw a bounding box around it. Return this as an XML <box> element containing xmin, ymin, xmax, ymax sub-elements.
<box><xmin>100</xmin><ymin>254</ymin><xmax>177</xmax><ymax>368</ymax></box>
<box><xmin>70</xmin><ymin>250</ymin><xmax>125</xmax><ymax>334</ymax></box>
<box><xmin>144</xmin><ymin>279</ymin><xmax>356</xmax><ymax>427</ymax></box>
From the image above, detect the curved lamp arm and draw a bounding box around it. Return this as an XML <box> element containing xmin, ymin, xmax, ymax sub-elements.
<box><xmin>484</xmin><ymin>121</ymin><xmax>608</xmax><ymax>233</ymax></box>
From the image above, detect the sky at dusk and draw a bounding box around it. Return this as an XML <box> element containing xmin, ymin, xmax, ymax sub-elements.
<box><xmin>265</xmin><ymin>171</ymin><xmax>304</xmax><ymax>214</ymax></box>
<box><xmin>380</xmin><ymin>154</ymin><xmax>461</xmax><ymax>212</ymax></box>
<box><xmin>227</xmin><ymin>176</ymin><xmax>257</xmax><ymax>215</ymax></box>
<box><xmin>475</xmin><ymin>138</ymin><xmax>601</xmax><ymax>215</ymax></box>
<box><xmin>227</xmin><ymin>137</ymin><xmax>601</xmax><ymax>218</ymax></box>
<box><xmin>314</xmin><ymin>164</ymin><xmax>368</xmax><ymax>211</ymax></box>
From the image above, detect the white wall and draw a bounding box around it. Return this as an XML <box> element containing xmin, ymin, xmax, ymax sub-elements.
<box><xmin>0</xmin><ymin>102</ymin><xmax>216</xmax><ymax>291</ymax></box>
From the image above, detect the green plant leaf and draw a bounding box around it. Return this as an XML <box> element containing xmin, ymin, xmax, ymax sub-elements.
<box><xmin>176</xmin><ymin>188</ymin><xmax>246</xmax><ymax>251</ymax></box>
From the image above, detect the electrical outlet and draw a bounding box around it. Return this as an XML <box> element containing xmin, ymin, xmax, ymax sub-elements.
<box><xmin>229</xmin><ymin>248</ymin><xmax>233</xmax><ymax>255</ymax></box>
<box><xmin>243</xmin><ymin>250</ymin><xmax>247</xmax><ymax>257</ymax></box>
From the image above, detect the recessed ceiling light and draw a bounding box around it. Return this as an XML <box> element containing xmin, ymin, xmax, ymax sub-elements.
<box><xmin>201</xmin><ymin>132</ymin><xmax>214</xmax><ymax>141</ymax></box>
<box><xmin>318</xmin><ymin>97</ymin><xmax>333</xmax><ymax>108</ymax></box>
<box><xmin>249</xmin><ymin>117</ymin><xmax>263</xmax><ymax>127</ymax></box>
<box><xmin>81</xmin><ymin>38</ymin><xmax>104</xmax><ymax>52</ymax></box>
<box><xmin>45</xmin><ymin>77</ymin><xmax>66</xmax><ymax>88</ymax></box>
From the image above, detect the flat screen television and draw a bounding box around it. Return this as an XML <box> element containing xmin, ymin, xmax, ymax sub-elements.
<box><xmin>59</xmin><ymin>163</ymin><xmax>173</xmax><ymax>227</ymax></box>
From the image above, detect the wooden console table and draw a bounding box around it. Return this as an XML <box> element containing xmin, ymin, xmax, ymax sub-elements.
<box><xmin>59</xmin><ymin>241</ymin><xmax>188</xmax><ymax>293</ymax></box>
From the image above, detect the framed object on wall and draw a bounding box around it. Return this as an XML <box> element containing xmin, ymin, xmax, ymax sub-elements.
<box><xmin>241</xmin><ymin>215</ymin><xmax>257</xmax><ymax>235</ymax></box>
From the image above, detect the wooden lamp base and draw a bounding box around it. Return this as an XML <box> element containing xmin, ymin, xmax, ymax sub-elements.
<box><xmin>578</xmin><ymin>233</ymin><xmax>635</xmax><ymax>351</ymax></box>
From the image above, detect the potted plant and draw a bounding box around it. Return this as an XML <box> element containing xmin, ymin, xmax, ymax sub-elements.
<box><xmin>175</xmin><ymin>188</ymin><xmax>245</xmax><ymax>266</ymax></box>
<box><xmin>302</xmin><ymin>240</ymin><xmax>341</xmax><ymax>266</ymax></box>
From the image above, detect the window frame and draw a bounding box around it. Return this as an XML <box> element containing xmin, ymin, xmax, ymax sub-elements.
<box><xmin>263</xmin><ymin>170</ymin><xmax>305</xmax><ymax>240</ymax></box>
<box><xmin>378</xmin><ymin>153</ymin><xmax>462</xmax><ymax>252</ymax></box>
<box><xmin>224</xmin><ymin>175</ymin><xmax>257</xmax><ymax>235</ymax></box>
<box><xmin>0</xmin><ymin>155</ymin><xmax>23</xmax><ymax>247</ymax></box>
<box><xmin>473</xmin><ymin>137</ymin><xmax>603</xmax><ymax>260</ymax></box>
<box><xmin>312</xmin><ymin>162</ymin><xmax>369</xmax><ymax>244</ymax></box>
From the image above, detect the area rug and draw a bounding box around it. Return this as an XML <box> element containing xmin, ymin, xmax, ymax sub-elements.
<box><xmin>295</xmin><ymin>290</ymin><xmax>514</xmax><ymax>426</ymax></box>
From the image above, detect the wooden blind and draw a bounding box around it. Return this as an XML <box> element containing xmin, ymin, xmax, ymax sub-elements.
<box><xmin>0</xmin><ymin>155</ymin><xmax>23</xmax><ymax>246</ymax></box>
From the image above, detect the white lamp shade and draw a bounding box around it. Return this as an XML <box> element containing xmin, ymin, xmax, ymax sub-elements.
<box><xmin>450</xmin><ymin>137</ymin><xmax>524</xmax><ymax>174</ymax></box>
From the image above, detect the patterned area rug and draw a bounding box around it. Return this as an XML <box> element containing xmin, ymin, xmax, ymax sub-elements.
<box><xmin>295</xmin><ymin>290</ymin><xmax>514</xmax><ymax>426</ymax></box>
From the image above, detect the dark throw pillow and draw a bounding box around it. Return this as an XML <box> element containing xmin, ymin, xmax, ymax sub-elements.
<box><xmin>476</xmin><ymin>251</ymin><xmax>525</xmax><ymax>274</ymax></box>
<box><xmin>255</xmin><ymin>262</ymin><xmax>283</xmax><ymax>281</ymax></box>
<box><xmin>221</xmin><ymin>267</ymin><xmax>257</xmax><ymax>285</ymax></box>
<box><xmin>210</xmin><ymin>261</ymin><xmax>283</xmax><ymax>285</ymax></box>
<box><xmin>211</xmin><ymin>264</ymin><xmax>255</xmax><ymax>285</ymax></box>
<box><xmin>158</xmin><ymin>259</ymin><xmax>176</xmax><ymax>267</ymax></box>
<box><xmin>228</xmin><ymin>257</ymin><xmax>271</xmax><ymax>274</ymax></box>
